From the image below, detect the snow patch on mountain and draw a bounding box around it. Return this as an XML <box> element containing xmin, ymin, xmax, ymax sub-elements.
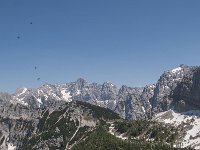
<box><xmin>61</xmin><ymin>90</ymin><xmax>72</xmax><ymax>102</ymax></box>
<box><xmin>153</xmin><ymin>110</ymin><xmax>200</xmax><ymax>149</ymax></box>
<box><xmin>37</xmin><ymin>98</ymin><xmax>43</xmax><ymax>107</ymax></box>
<box><xmin>171</xmin><ymin>67</ymin><xmax>182</xmax><ymax>73</ymax></box>
<box><xmin>7</xmin><ymin>143</ymin><xmax>16</xmax><ymax>150</ymax></box>
<box><xmin>142</xmin><ymin>106</ymin><xmax>145</xmax><ymax>113</ymax></box>
<box><xmin>76</xmin><ymin>90</ymin><xmax>81</xmax><ymax>95</ymax></box>
<box><xmin>21</xmin><ymin>88</ymin><xmax>27</xmax><ymax>95</ymax></box>
<box><xmin>15</xmin><ymin>88</ymin><xmax>28</xmax><ymax>98</ymax></box>
<box><xmin>52</xmin><ymin>93</ymin><xmax>61</xmax><ymax>100</ymax></box>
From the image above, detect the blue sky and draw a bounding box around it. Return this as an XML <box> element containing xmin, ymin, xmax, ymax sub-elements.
<box><xmin>0</xmin><ymin>0</ymin><xmax>200</xmax><ymax>93</ymax></box>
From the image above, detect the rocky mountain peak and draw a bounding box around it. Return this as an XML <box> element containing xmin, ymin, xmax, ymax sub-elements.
<box><xmin>0</xmin><ymin>64</ymin><xmax>200</xmax><ymax>121</ymax></box>
<box><xmin>150</xmin><ymin>65</ymin><xmax>192</xmax><ymax>112</ymax></box>
<box><xmin>179</xmin><ymin>64</ymin><xmax>188</xmax><ymax>68</ymax></box>
<box><xmin>119</xmin><ymin>85</ymin><xmax>129</xmax><ymax>94</ymax></box>
<box><xmin>75</xmin><ymin>78</ymin><xmax>88</xmax><ymax>89</ymax></box>
<box><xmin>102</xmin><ymin>81</ymin><xmax>116</xmax><ymax>88</ymax></box>
<box><xmin>172</xmin><ymin>67</ymin><xmax>200</xmax><ymax>112</ymax></box>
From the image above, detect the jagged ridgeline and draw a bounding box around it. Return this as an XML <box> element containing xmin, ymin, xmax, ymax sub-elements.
<box><xmin>0</xmin><ymin>100</ymin><xmax>193</xmax><ymax>150</ymax></box>
<box><xmin>0</xmin><ymin>101</ymin><xmax>120</xmax><ymax>150</ymax></box>
<box><xmin>4</xmin><ymin>64</ymin><xmax>198</xmax><ymax>122</ymax></box>
<box><xmin>1</xmin><ymin>64</ymin><xmax>199</xmax><ymax>121</ymax></box>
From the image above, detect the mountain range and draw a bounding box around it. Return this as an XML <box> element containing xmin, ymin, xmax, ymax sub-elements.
<box><xmin>0</xmin><ymin>64</ymin><xmax>200</xmax><ymax>149</ymax></box>
<box><xmin>2</xmin><ymin>64</ymin><xmax>200</xmax><ymax>119</ymax></box>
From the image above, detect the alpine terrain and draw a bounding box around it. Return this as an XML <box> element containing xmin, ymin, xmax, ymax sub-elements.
<box><xmin>0</xmin><ymin>64</ymin><xmax>200</xmax><ymax>149</ymax></box>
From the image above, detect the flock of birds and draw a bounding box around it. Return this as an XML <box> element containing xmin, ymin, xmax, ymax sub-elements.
<box><xmin>16</xmin><ymin>22</ymin><xmax>33</xmax><ymax>39</ymax></box>
<box><xmin>17</xmin><ymin>21</ymin><xmax>40</xmax><ymax>81</ymax></box>
<box><xmin>35</xmin><ymin>66</ymin><xmax>40</xmax><ymax>81</ymax></box>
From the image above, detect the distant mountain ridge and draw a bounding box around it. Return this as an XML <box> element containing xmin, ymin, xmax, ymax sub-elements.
<box><xmin>0</xmin><ymin>64</ymin><xmax>199</xmax><ymax>120</ymax></box>
<box><xmin>6</xmin><ymin>78</ymin><xmax>145</xmax><ymax>120</ymax></box>
<box><xmin>1</xmin><ymin>64</ymin><xmax>200</xmax><ymax>149</ymax></box>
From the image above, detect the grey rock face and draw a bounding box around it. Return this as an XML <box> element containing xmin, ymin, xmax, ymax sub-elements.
<box><xmin>172</xmin><ymin>67</ymin><xmax>200</xmax><ymax>112</ymax></box>
<box><xmin>0</xmin><ymin>99</ymin><xmax>41</xmax><ymax>150</ymax></box>
<box><xmin>100</xmin><ymin>82</ymin><xmax>118</xmax><ymax>100</ymax></box>
<box><xmin>151</xmin><ymin>64</ymin><xmax>191</xmax><ymax>113</ymax></box>
<box><xmin>140</xmin><ymin>84</ymin><xmax>155</xmax><ymax>118</ymax></box>
<box><xmin>124</xmin><ymin>94</ymin><xmax>145</xmax><ymax>120</ymax></box>
<box><xmin>148</xmin><ymin>64</ymin><xmax>200</xmax><ymax>114</ymax></box>
<box><xmin>114</xmin><ymin>85</ymin><xmax>144</xmax><ymax>119</ymax></box>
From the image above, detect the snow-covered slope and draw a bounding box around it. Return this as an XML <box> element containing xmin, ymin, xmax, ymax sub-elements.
<box><xmin>171</xmin><ymin>67</ymin><xmax>182</xmax><ymax>73</ymax></box>
<box><xmin>154</xmin><ymin>110</ymin><xmax>200</xmax><ymax>149</ymax></box>
<box><xmin>8</xmin><ymin>143</ymin><xmax>16</xmax><ymax>150</ymax></box>
<box><xmin>12</xmin><ymin>84</ymin><xmax>74</xmax><ymax>107</ymax></box>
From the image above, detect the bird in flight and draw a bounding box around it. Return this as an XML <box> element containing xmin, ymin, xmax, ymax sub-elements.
<box><xmin>17</xmin><ymin>36</ymin><xmax>20</xmax><ymax>39</ymax></box>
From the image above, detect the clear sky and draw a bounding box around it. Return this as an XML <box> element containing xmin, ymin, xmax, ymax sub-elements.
<box><xmin>0</xmin><ymin>0</ymin><xmax>200</xmax><ymax>93</ymax></box>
